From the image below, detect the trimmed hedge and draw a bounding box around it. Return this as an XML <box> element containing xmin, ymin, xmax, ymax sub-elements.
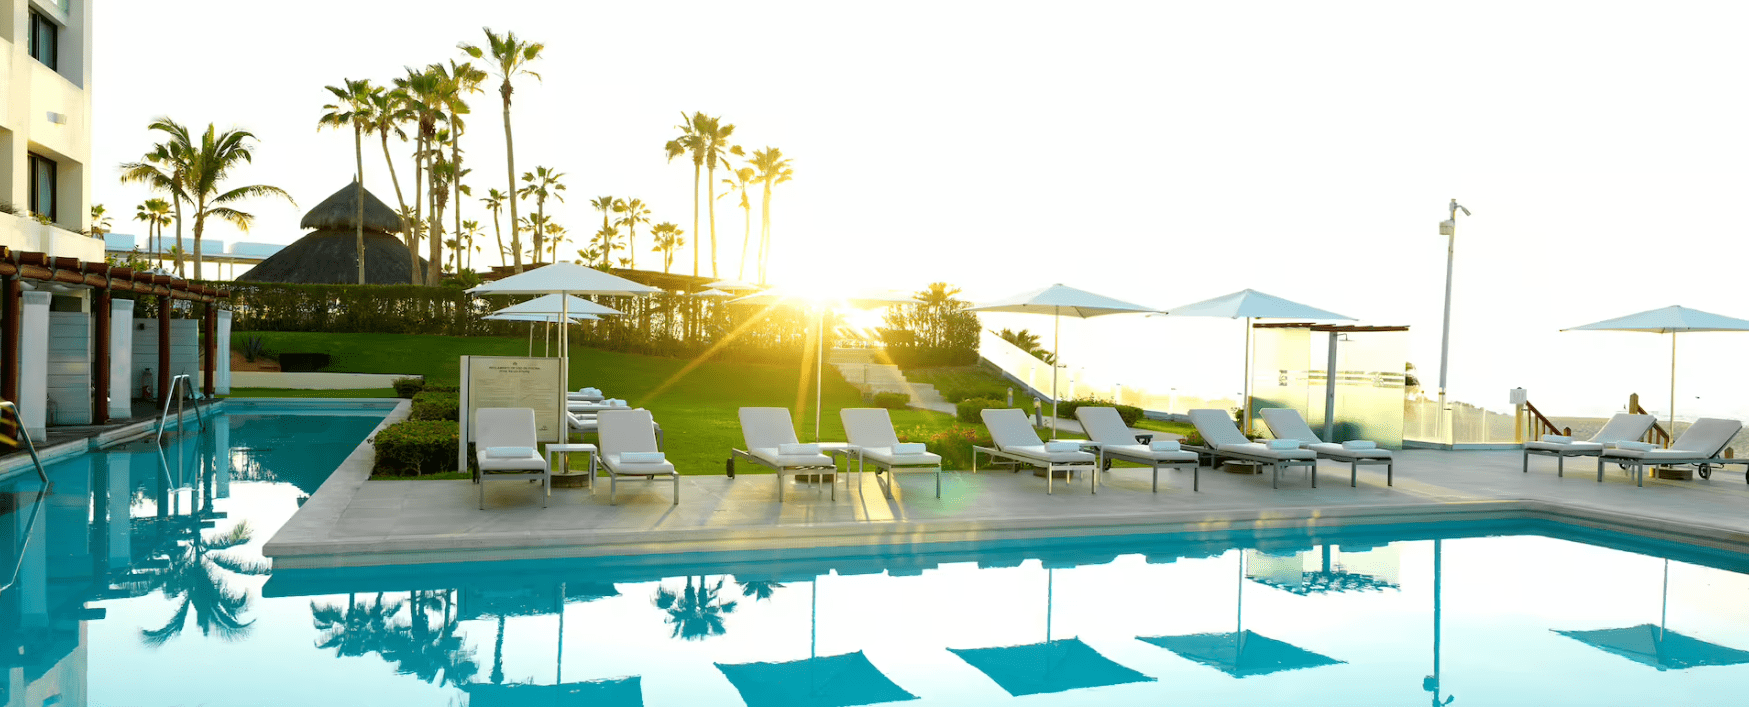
<box><xmin>393</xmin><ymin>377</ymin><xmax>425</xmax><ymax>398</ymax></box>
<box><xmin>410</xmin><ymin>392</ymin><xmax>460</xmax><ymax>421</ymax></box>
<box><xmin>955</xmin><ymin>397</ymin><xmax>1009</xmax><ymax>424</ymax></box>
<box><xmin>1055</xmin><ymin>397</ymin><xmax>1144</xmax><ymax>426</ymax></box>
<box><xmin>373</xmin><ymin>420</ymin><xmax>460</xmax><ymax>475</ymax></box>
<box><xmin>870</xmin><ymin>392</ymin><xmax>910</xmax><ymax>409</ymax></box>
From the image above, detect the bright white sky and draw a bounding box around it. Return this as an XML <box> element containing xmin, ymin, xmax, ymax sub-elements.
<box><xmin>92</xmin><ymin>1</ymin><xmax>1749</xmax><ymax>420</ymax></box>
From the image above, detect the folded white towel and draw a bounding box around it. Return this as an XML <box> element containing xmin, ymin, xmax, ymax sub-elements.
<box><xmin>1264</xmin><ymin>439</ymin><xmax>1299</xmax><ymax>450</ymax></box>
<box><xmin>1341</xmin><ymin>440</ymin><xmax>1378</xmax><ymax>450</ymax></box>
<box><xmin>1149</xmin><ymin>440</ymin><xmax>1182</xmax><ymax>452</ymax></box>
<box><xmin>1044</xmin><ymin>441</ymin><xmax>1082</xmax><ymax>452</ymax></box>
<box><xmin>1541</xmin><ymin>435</ymin><xmax>1574</xmax><ymax>444</ymax></box>
<box><xmin>1614</xmin><ymin>441</ymin><xmax>1656</xmax><ymax>452</ymax></box>
<box><xmin>580</xmin><ymin>387</ymin><xmax>601</xmax><ymax>395</ymax></box>
<box><xmin>609</xmin><ymin>399</ymin><xmax>629</xmax><ymax>407</ymax></box>
<box><xmin>486</xmin><ymin>446</ymin><xmax>536</xmax><ymax>459</ymax></box>
<box><xmin>620</xmin><ymin>451</ymin><xmax>666</xmax><ymax>463</ymax></box>
<box><xmin>778</xmin><ymin>442</ymin><xmax>820</xmax><ymax>455</ymax></box>
<box><xmin>893</xmin><ymin>442</ymin><xmax>927</xmax><ymax>454</ymax></box>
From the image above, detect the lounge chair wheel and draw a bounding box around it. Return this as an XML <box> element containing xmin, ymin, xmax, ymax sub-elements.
<box><xmin>1698</xmin><ymin>464</ymin><xmax>1712</xmax><ymax>479</ymax></box>
<box><xmin>726</xmin><ymin>457</ymin><xmax>736</xmax><ymax>478</ymax></box>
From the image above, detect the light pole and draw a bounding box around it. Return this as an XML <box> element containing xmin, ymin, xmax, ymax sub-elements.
<box><xmin>1437</xmin><ymin>199</ymin><xmax>1471</xmax><ymax>444</ymax></box>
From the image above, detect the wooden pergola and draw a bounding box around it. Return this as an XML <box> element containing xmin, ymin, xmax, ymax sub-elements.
<box><xmin>0</xmin><ymin>246</ymin><xmax>229</xmax><ymax>425</ymax></box>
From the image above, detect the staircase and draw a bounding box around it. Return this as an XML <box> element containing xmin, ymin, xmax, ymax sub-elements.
<box><xmin>827</xmin><ymin>349</ymin><xmax>949</xmax><ymax>410</ymax></box>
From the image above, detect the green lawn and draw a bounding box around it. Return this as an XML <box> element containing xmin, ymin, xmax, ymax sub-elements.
<box><xmin>901</xmin><ymin>365</ymin><xmax>1017</xmax><ymax>403</ymax></box>
<box><xmin>234</xmin><ymin>331</ymin><xmax>960</xmax><ymax>475</ymax></box>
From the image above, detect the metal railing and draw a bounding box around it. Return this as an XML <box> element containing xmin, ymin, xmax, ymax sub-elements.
<box><xmin>155</xmin><ymin>374</ymin><xmax>208</xmax><ymax>446</ymax></box>
<box><xmin>0</xmin><ymin>401</ymin><xmax>48</xmax><ymax>483</ymax></box>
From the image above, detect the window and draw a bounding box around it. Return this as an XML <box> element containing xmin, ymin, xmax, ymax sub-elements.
<box><xmin>29</xmin><ymin>153</ymin><xmax>56</xmax><ymax>222</ymax></box>
<box><xmin>28</xmin><ymin>11</ymin><xmax>58</xmax><ymax>71</ymax></box>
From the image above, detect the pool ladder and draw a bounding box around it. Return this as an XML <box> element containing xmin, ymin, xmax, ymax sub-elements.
<box><xmin>155</xmin><ymin>374</ymin><xmax>208</xmax><ymax>446</ymax></box>
<box><xmin>0</xmin><ymin>400</ymin><xmax>48</xmax><ymax>483</ymax></box>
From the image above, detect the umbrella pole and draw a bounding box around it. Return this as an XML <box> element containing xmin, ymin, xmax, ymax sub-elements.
<box><xmin>1242</xmin><ymin>317</ymin><xmax>1253</xmax><ymax>435</ymax></box>
<box><xmin>1670</xmin><ymin>333</ymin><xmax>1677</xmax><ymax>437</ymax></box>
<box><xmin>527</xmin><ymin>323</ymin><xmax>534</xmax><ymax>357</ymax></box>
<box><xmin>816</xmin><ymin>308</ymin><xmax>824</xmax><ymax>442</ymax></box>
<box><xmin>557</xmin><ymin>581</ymin><xmax>565</xmax><ymax>684</ymax></box>
<box><xmin>1660</xmin><ymin>558</ymin><xmax>1669</xmax><ymax>640</ymax></box>
<box><xmin>1045</xmin><ymin>567</ymin><xmax>1053</xmax><ymax>643</ymax></box>
<box><xmin>1052</xmin><ymin>310</ymin><xmax>1061</xmax><ymax>438</ymax></box>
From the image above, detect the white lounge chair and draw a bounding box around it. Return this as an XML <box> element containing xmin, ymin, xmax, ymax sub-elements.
<box><xmin>1257</xmin><ymin>408</ymin><xmax>1395</xmax><ymax>487</ymax></box>
<box><xmin>1522</xmin><ymin>413</ymin><xmax>1656</xmax><ymax>476</ymax></box>
<box><xmin>566</xmin><ymin>386</ymin><xmax>605</xmax><ymax>402</ymax></box>
<box><xmin>1074</xmin><ymin>406</ymin><xmax>1199</xmax><ymax>492</ymax></box>
<box><xmin>472</xmin><ymin>407</ymin><xmax>550</xmax><ymax>510</ymax></box>
<box><xmin>1595</xmin><ymin>417</ymin><xmax>1746</xmax><ymax>487</ymax></box>
<box><xmin>733</xmin><ymin>407</ymin><xmax>840</xmax><ymax>502</ymax></box>
<box><xmin>1188</xmin><ymin>409</ymin><xmax>1318</xmax><ymax>489</ymax></box>
<box><xmin>974</xmin><ymin>408</ymin><xmax>1096</xmax><ymax>494</ymax></box>
<box><xmin>841</xmin><ymin>408</ymin><xmax>945</xmax><ymax>498</ymax></box>
<box><xmin>597</xmin><ymin>408</ymin><xmax>680</xmax><ymax>505</ymax></box>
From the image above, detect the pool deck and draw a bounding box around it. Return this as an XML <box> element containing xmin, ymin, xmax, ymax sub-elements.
<box><xmin>262</xmin><ymin>401</ymin><xmax>1749</xmax><ymax>568</ymax></box>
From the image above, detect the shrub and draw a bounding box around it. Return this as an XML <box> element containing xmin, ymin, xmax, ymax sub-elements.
<box><xmin>956</xmin><ymin>397</ymin><xmax>1008</xmax><ymax>424</ymax></box>
<box><xmin>392</xmin><ymin>377</ymin><xmax>426</xmax><ymax>398</ymax></box>
<box><xmin>242</xmin><ymin>336</ymin><xmax>266</xmax><ymax>363</ymax></box>
<box><xmin>870</xmin><ymin>392</ymin><xmax>910</xmax><ymax>409</ymax></box>
<box><xmin>410</xmin><ymin>392</ymin><xmax>460</xmax><ymax>421</ymax></box>
<box><xmin>1055</xmin><ymin>397</ymin><xmax>1144</xmax><ymax>426</ymax></box>
<box><xmin>896</xmin><ymin>424</ymin><xmax>992</xmax><ymax>471</ymax></box>
<box><xmin>423</xmin><ymin>385</ymin><xmax>459</xmax><ymax>394</ymax></box>
<box><xmin>373</xmin><ymin>420</ymin><xmax>460</xmax><ymax>475</ymax></box>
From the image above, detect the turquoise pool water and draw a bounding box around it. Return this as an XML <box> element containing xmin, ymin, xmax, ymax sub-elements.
<box><xmin>4</xmin><ymin>406</ymin><xmax>1749</xmax><ymax>706</ymax></box>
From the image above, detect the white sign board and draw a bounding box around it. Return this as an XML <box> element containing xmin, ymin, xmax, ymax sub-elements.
<box><xmin>461</xmin><ymin>355</ymin><xmax>564</xmax><ymax>453</ymax></box>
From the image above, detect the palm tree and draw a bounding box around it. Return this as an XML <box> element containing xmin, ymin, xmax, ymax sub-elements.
<box><xmin>126</xmin><ymin>521</ymin><xmax>269</xmax><ymax>646</ymax></box>
<box><xmin>590</xmin><ymin>224</ymin><xmax>620</xmax><ymax>267</ymax></box>
<box><xmin>721</xmin><ymin>167</ymin><xmax>755</xmax><ymax>280</ymax></box>
<box><xmin>439</xmin><ymin>59</ymin><xmax>486</xmax><ymax>278</ymax></box>
<box><xmin>613</xmin><ymin>197</ymin><xmax>650</xmax><ymax>270</ymax></box>
<box><xmin>119</xmin><ymin>130</ymin><xmax>192</xmax><ymax>276</ymax></box>
<box><xmin>543</xmin><ymin>220</ymin><xmax>568</xmax><ymax>263</ymax></box>
<box><xmin>429</xmin><ymin>148</ymin><xmax>457</xmax><ymax>283</ymax></box>
<box><xmin>319</xmin><ymin>77</ymin><xmax>376</xmax><ymax>284</ymax></box>
<box><xmin>517</xmin><ymin>166</ymin><xmax>565</xmax><ymax>263</ymax></box>
<box><xmin>460</xmin><ymin>28</ymin><xmax>544</xmax><ymax>273</ymax></box>
<box><xmin>146</xmin><ymin>119</ymin><xmax>294</xmax><ymax>280</ymax></box>
<box><xmin>88</xmin><ymin>203</ymin><xmax>113</xmax><ymax>237</ymax></box>
<box><xmin>650</xmin><ymin>222</ymin><xmax>683</xmax><ymax>274</ymax></box>
<box><xmin>134</xmin><ymin>199</ymin><xmax>172</xmax><ymax>270</ymax></box>
<box><xmin>749</xmin><ymin>147</ymin><xmax>794</xmax><ymax>285</ymax></box>
<box><xmin>736</xmin><ymin>579</ymin><xmax>786</xmax><ymax>601</ymax></box>
<box><xmin>397</xmin><ymin>67</ymin><xmax>447</xmax><ymax>285</ymax></box>
<box><xmin>589</xmin><ymin>195</ymin><xmax>615</xmax><ymax>265</ymax></box>
<box><xmin>365</xmin><ymin>86</ymin><xmax>415</xmax><ymax>273</ymax></box>
<box><xmin>482</xmin><ymin>188</ymin><xmax>508</xmax><ymax>269</ymax></box>
<box><xmin>665</xmin><ymin>112</ymin><xmax>742</xmax><ymax>278</ymax></box>
<box><xmin>459</xmin><ymin>219</ymin><xmax>483</xmax><ymax>271</ymax></box>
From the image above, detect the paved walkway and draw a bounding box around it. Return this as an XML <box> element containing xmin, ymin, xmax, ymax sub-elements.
<box><xmin>264</xmin><ymin>407</ymin><xmax>1749</xmax><ymax>568</ymax></box>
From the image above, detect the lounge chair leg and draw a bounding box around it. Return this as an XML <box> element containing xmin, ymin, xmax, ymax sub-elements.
<box><xmin>1597</xmin><ymin>457</ymin><xmax>1605</xmax><ymax>482</ymax></box>
<box><xmin>672</xmin><ymin>473</ymin><xmax>679</xmax><ymax>505</ymax></box>
<box><xmin>1351</xmin><ymin>461</ymin><xmax>1358</xmax><ymax>488</ymax></box>
<box><xmin>1311</xmin><ymin>464</ymin><xmax>1317</xmax><ymax>488</ymax></box>
<box><xmin>1047</xmin><ymin>465</ymin><xmax>1053</xmax><ymax>495</ymax></box>
<box><xmin>1523</xmin><ymin>450</ymin><xmax>1529</xmax><ymax>473</ymax></box>
<box><xmin>1387</xmin><ymin>463</ymin><xmax>1393</xmax><ymax>486</ymax></box>
<box><xmin>543</xmin><ymin>475</ymin><xmax>549</xmax><ymax>508</ymax></box>
<box><xmin>936</xmin><ymin>468</ymin><xmax>942</xmax><ymax>499</ymax></box>
<box><xmin>778</xmin><ymin>471</ymin><xmax>785</xmax><ymax>502</ymax></box>
<box><xmin>479</xmin><ymin>477</ymin><xmax>485</xmax><ymax>510</ymax></box>
<box><xmin>1193</xmin><ymin>465</ymin><xmax>1199</xmax><ymax>492</ymax></box>
<box><xmin>1558</xmin><ymin>455</ymin><xmax>1564</xmax><ymax>477</ymax></box>
<box><xmin>611</xmin><ymin>474</ymin><xmax>618</xmax><ymax>505</ymax></box>
<box><xmin>1272</xmin><ymin>464</ymin><xmax>1279</xmax><ymax>489</ymax></box>
<box><xmin>831</xmin><ymin>468</ymin><xmax>837</xmax><ymax>501</ymax></box>
<box><xmin>1638</xmin><ymin>464</ymin><xmax>1644</xmax><ymax>487</ymax></box>
<box><xmin>1152</xmin><ymin>464</ymin><xmax>1159</xmax><ymax>493</ymax></box>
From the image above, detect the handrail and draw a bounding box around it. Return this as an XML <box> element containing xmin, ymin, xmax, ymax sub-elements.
<box><xmin>0</xmin><ymin>487</ymin><xmax>47</xmax><ymax>596</ymax></box>
<box><xmin>1627</xmin><ymin>393</ymin><xmax>1673</xmax><ymax>448</ymax></box>
<box><xmin>1523</xmin><ymin>401</ymin><xmax>1570</xmax><ymax>439</ymax></box>
<box><xmin>154</xmin><ymin>374</ymin><xmax>207</xmax><ymax>446</ymax></box>
<box><xmin>0</xmin><ymin>401</ymin><xmax>49</xmax><ymax>483</ymax></box>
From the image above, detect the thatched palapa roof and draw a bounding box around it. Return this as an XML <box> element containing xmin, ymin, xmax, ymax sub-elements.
<box><xmin>299</xmin><ymin>180</ymin><xmax>404</xmax><ymax>233</ymax></box>
<box><xmin>235</xmin><ymin>181</ymin><xmax>429</xmax><ymax>285</ymax></box>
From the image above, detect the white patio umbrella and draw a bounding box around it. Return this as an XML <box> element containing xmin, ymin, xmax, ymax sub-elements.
<box><xmin>494</xmin><ymin>293</ymin><xmax>625</xmax><ymax>317</ymax></box>
<box><xmin>692</xmin><ymin>288</ymin><xmax>734</xmax><ymax>298</ymax></box>
<box><xmin>968</xmin><ymin>284</ymin><xmax>1160</xmax><ymax>437</ymax></box>
<box><xmin>727</xmin><ymin>287</ymin><xmax>920</xmax><ymax>440</ymax></box>
<box><xmin>485</xmin><ymin>311</ymin><xmax>601</xmax><ymax>357</ymax></box>
<box><xmin>1160</xmin><ymin>289</ymin><xmax>1352</xmax><ymax>434</ymax></box>
<box><xmin>469</xmin><ymin>263</ymin><xmax>658</xmax><ymax>430</ymax></box>
<box><xmin>1563</xmin><ymin>305</ymin><xmax>1749</xmax><ymax>433</ymax></box>
<box><xmin>708</xmin><ymin>279</ymin><xmax>765</xmax><ymax>292</ymax></box>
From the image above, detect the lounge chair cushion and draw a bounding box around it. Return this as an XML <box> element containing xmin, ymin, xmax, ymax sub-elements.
<box><xmin>1102</xmin><ymin>444</ymin><xmax>1198</xmax><ymax>463</ymax></box>
<box><xmin>751</xmin><ymin>448</ymin><xmax>836</xmax><ymax>469</ymax></box>
<box><xmin>893</xmin><ymin>442</ymin><xmax>927</xmax><ymax>455</ymax></box>
<box><xmin>778</xmin><ymin>442</ymin><xmax>820</xmax><ymax>455</ymax></box>
<box><xmin>1525</xmin><ymin>440</ymin><xmax>1604</xmax><ymax>452</ymax></box>
<box><xmin>1540</xmin><ymin>435</ymin><xmax>1574</xmax><ymax>444</ymax></box>
<box><xmin>485</xmin><ymin>446</ymin><xmax>536</xmax><ymax>459</ymax></box>
<box><xmin>1614</xmin><ymin>441</ymin><xmax>1656</xmax><ymax>452</ymax></box>
<box><xmin>1149</xmin><ymin>440</ymin><xmax>1182</xmax><ymax>452</ymax></box>
<box><xmin>602</xmin><ymin>453</ymin><xmax>675</xmax><ymax>474</ymax></box>
<box><xmin>1601</xmin><ymin>447</ymin><xmax>1710</xmax><ymax>462</ymax></box>
<box><xmin>1005</xmin><ymin>445</ymin><xmax>1096</xmax><ymax>464</ymax></box>
<box><xmin>1342</xmin><ymin>440</ymin><xmax>1378</xmax><ymax>450</ymax></box>
<box><xmin>621</xmin><ymin>451</ymin><xmax>666</xmax><ymax>463</ymax></box>
<box><xmin>857</xmin><ymin>446</ymin><xmax>942</xmax><ymax>467</ymax></box>
<box><xmin>1264</xmin><ymin>439</ymin><xmax>1300</xmax><ymax>451</ymax></box>
<box><xmin>1216</xmin><ymin>442</ymin><xmax>1316</xmax><ymax>461</ymax></box>
<box><xmin>1309</xmin><ymin>442</ymin><xmax>1393</xmax><ymax>459</ymax></box>
<box><xmin>1044</xmin><ymin>441</ymin><xmax>1082</xmax><ymax>453</ymax></box>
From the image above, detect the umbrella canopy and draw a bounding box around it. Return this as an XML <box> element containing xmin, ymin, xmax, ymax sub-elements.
<box><xmin>969</xmin><ymin>284</ymin><xmax>1158</xmax><ymax>435</ymax></box>
<box><xmin>1563</xmin><ymin>305</ymin><xmax>1749</xmax><ymax>431</ymax></box>
<box><xmin>495</xmin><ymin>293</ymin><xmax>624</xmax><ymax>317</ymax></box>
<box><xmin>692</xmin><ymin>288</ymin><xmax>733</xmax><ymax>297</ymax></box>
<box><xmin>1160</xmin><ymin>289</ymin><xmax>1353</xmax><ymax>433</ymax></box>
<box><xmin>715</xmin><ymin>651</ymin><xmax>918</xmax><ymax>707</ymax></box>
<box><xmin>1554</xmin><ymin>625</ymin><xmax>1749</xmax><ymax>671</ymax></box>
<box><xmin>948</xmin><ymin>638</ymin><xmax>1155</xmax><ymax>696</ymax></box>
<box><xmin>1139</xmin><ymin>630</ymin><xmax>1344</xmax><ymax>677</ymax></box>
<box><xmin>484</xmin><ymin>312</ymin><xmax>599</xmax><ymax>323</ymax></box>
<box><xmin>469</xmin><ymin>263</ymin><xmax>660</xmax><ymax>296</ymax></box>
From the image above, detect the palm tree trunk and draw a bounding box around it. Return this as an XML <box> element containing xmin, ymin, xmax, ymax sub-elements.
<box><xmin>691</xmin><ymin>163</ymin><xmax>700</xmax><ymax>278</ymax></box>
<box><xmin>601</xmin><ymin>211</ymin><xmax>612</xmax><ymax>268</ymax></box>
<box><xmin>533</xmin><ymin>198</ymin><xmax>545</xmax><ymax>264</ymax></box>
<box><xmin>378</xmin><ymin>130</ymin><xmax>413</xmax><ymax>274</ymax></box>
<box><xmin>173</xmin><ymin>197</ymin><xmax>184</xmax><ymax>277</ymax></box>
<box><xmin>354</xmin><ymin>125</ymin><xmax>366</xmax><ymax>285</ymax></box>
<box><xmin>428</xmin><ymin>180</ymin><xmax>444</xmax><ymax>286</ymax></box>
<box><xmin>738</xmin><ymin>197</ymin><xmax>751</xmax><ymax>280</ymax></box>
<box><xmin>491</xmin><ymin>208</ymin><xmax>505</xmax><ymax>272</ymax></box>
<box><xmin>192</xmin><ymin>200</ymin><xmax>207</xmax><ymax>281</ymax></box>
<box><xmin>411</xmin><ymin>135</ymin><xmax>425</xmax><ymax>286</ymax></box>
<box><xmin>452</xmin><ymin>120</ymin><xmax>464</xmax><ymax>272</ymax></box>
<box><xmin>758</xmin><ymin>183</ymin><xmax>772</xmax><ymax>285</ymax></box>
<box><xmin>706</xmin><ymin>164</ymin><xmax>719</xmax><ymax>278</ymax></box>
<box><xmin>628</xmin><ymin>222</ymin><xmax>637</xmax><ymax>271</ymax></box>
<box><xmin>501</xmin><ymin>86</ymin><xmax>523</xmax><ymax>273</ymax></box>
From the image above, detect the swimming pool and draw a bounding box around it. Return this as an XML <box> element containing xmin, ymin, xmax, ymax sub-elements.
<box><xmin>4</xmin><ymin>405</ymin><xmax>1748</xmax><ymax>706</ymax></box>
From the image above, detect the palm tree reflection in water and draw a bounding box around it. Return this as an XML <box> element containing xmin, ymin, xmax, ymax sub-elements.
<box><xmin>654</xmin><ymin>576</ymin><xmax>740</xmax><ymax>640</ymax></box>
<box><xmin>310</xmin><ymin>590</ymin><xmax>480</xmax><ymax>687</ymax></box>
<box><xmin>128</xmin><ymin>521</ymin><xmax>268</xmax><ymax>646</ymax></box>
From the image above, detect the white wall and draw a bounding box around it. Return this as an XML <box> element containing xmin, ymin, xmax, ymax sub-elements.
<box><xmin>45</xmin><ymin>310</ymin><xmax>89</xmax><ymax>424</ymax></box>
<box><xmin>215</xmin><ymin>310</ymin><xmax>231</xmax><ymax>394</ymax></box>
<box><xmin>107</xmin><ymin>298</ymin><xmax>133</xmax><ymax>418</ymax></box>
<box><xmin>130</xmin><ymin>317</ymin><xmax>198</xmax><ymax>399</ymax></box>
<box><xmin>18</xmin><ymin>289</ymin><xmax>46</xmax><ymax>437</ymax></box>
